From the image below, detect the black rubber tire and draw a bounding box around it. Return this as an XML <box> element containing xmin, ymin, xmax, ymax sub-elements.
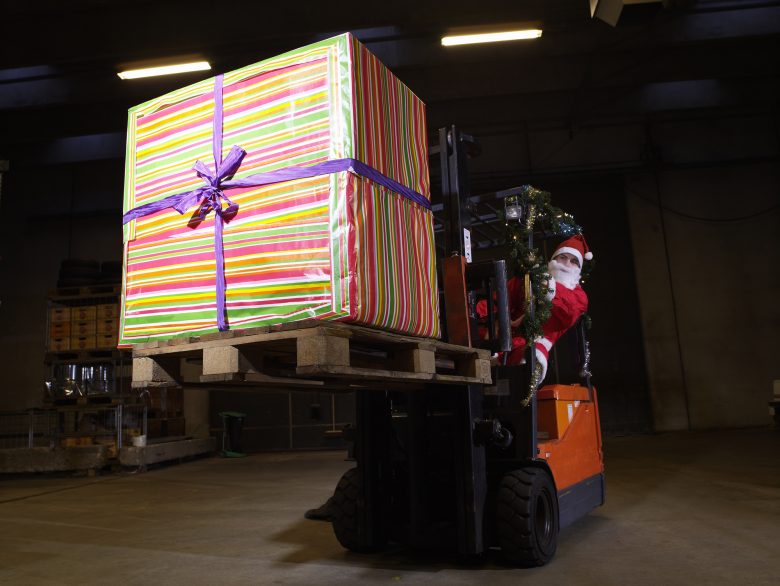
<box><xmin>330</xmin><ymin>468</ymin><xmax>384</xmax><ymax>553</ymax></box>
<box><xmin>497</xmin><ymin>467</ymin><xmax>559</xmax><ymax>567</ymax></box>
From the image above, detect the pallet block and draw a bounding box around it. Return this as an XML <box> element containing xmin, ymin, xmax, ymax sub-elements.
<box><xmin>131</xmin><ymin>321</ymin><xmax>491</xmax><ymax>389</ymax></box>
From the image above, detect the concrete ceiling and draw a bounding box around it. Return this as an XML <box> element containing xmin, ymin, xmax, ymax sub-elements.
<box><xmin>1</xmin><ymin>0</ymin><xmax>778</xmax><ymax>168</ymax></box>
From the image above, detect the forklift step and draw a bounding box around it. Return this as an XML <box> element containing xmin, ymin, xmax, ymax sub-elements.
<box><xmin>130</xmin><ymin>320</ymin><xmax>492</xmax><ymax>389</ymax></box>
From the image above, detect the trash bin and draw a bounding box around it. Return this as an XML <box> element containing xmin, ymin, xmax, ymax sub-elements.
<box><xmin>218</xmin><ymin>411</ymin><xmax>247</xmax><ymax>458</ymax></box>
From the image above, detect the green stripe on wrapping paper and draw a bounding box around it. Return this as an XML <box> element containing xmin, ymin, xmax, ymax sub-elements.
<box><xmin>126</xmin><ymin>230</ymin><xmax>329</xmax><ymax>263</ymax></box>
<box><xmin>328</xmin><ymin>173</ymin><xmax>345</xmax><ymax>316</ymax></box>
<box><xmin>125</xmin><ymin>287</ymin><xmax>332</xmax><ymax>326</ymax></box>
<box><xmin>350</xmin><ymin>178</ymin><xmax>439</xmax><ymax>338</ymax></box>
<box><xmin>121</xmin><ymin>299</ymin><xmax>343</xmax><ymax>344</ymax></box>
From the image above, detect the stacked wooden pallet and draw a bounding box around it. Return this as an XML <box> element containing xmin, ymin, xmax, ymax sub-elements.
<box><xmin>132</xmin><ymin>321</ymin><xmax>492</xmax><ymax>390</ymax></box>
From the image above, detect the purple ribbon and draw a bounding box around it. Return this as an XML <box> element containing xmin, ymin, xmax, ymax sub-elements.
<box><xmin>123</xmin><ymin>74</ymin><xmax>430</xmax><ymax>332</ymax></box>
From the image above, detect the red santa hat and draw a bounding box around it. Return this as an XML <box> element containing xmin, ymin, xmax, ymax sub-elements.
<box><xmin>552</xmin><ymin>234</ymin><xmax>593</xmax><ymax>266</ymax></box>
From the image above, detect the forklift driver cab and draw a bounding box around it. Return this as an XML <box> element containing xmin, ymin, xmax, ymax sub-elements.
<box><xmin>324</xmin><ymin>127</ymin><xmax>605</xmax><ymax>568</ymax></box>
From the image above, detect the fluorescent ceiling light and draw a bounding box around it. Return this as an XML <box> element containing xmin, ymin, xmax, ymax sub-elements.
<box><xmin>117</xmin><ymin>61</ymin><xmax>211</xmax><ymax>80</ymax></box>
<box><xmin>441</xmin><ymin>29</ymin><xmax>543</xmax><ymax>46</ymax></box>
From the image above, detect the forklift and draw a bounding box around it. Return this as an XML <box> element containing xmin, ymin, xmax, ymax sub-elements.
<box><xmin>327</xmin><ymin>126</ymin><xmax>604</xmax><ymax>567</ymax></box>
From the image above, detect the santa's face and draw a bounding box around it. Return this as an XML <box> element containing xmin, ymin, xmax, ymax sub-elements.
<box><xmin>548</xmin><ymin>252</ymin><xmax>581</xmax><ymax>289</ymax></box>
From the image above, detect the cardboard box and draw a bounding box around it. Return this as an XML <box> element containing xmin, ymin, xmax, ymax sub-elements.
<box><xmin>120</xmin><ymin>33</ymin><xmax>438</xmax><ymax>345</ymax></box>
<box><xmin>49</xmin><ymin>337</ymin><xmax>71</xmax><ymax>351</ymax></box>
<box><xmin>49</xmin><ymin>321</ymin><xmax>72</xmax><ymax>338</ymax></box>
<box><xmin>96</xmin><ymin>333</ymin><xmax>118</xmax><ymax>348</ymax></box>
<box><xmin>70</xmin><ymin>335</ymin><xmax>97</xmax><ymax>350</ymax></box>
<box><xmin>71</xmin><ymin>306</ymin><xmax>97</xmax><ymax>321</ymax></box>
<box><xmin>72</xmin><ymin>320</ymin><xmax>97</xmax><ymax>336</ymax></box>
<box><xmin>50</xmin><ymin>307</ymin><xmax>71</xmax><ymax>323</ymax></box>
<box><xmin>97</xmin><ymin>303</ymin><xmax>119</xmax><ymax>319</ymax></box>
<box><xmin>96</xmin><ymin>318</ymin><xmax>118</xmax><ymax>334</ymax></box>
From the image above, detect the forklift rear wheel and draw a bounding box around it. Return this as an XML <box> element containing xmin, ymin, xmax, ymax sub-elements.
<box><xmin>497</xmin><ymin>467</ymin><xmax>558</xmax><ymax>567</ymax></box>
<box><xmin>330</xmin><ymin>467</ymin><xmax>385</xmax><ymax>553</ymax></box>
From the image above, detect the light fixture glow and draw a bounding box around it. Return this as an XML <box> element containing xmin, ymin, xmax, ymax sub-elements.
<box><xmin>117</xmin><ymin>61</ymin><xmax>211</xmax><ymax>80</ymax></box>
<box><xmin>441</xmin><ymin>29</ymin><xmax>542</xmax><ymax>46</ymax></box>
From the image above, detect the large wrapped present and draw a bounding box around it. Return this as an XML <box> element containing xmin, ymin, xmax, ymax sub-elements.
<box><xmin>119</xmin><ymin>33</ymin><xmax>439</xmax><ymax>345</ymax></box>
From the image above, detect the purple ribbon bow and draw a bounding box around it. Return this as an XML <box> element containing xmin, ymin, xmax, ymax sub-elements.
<box><xmin>124</xmin><ymin>73</ymin><xmax>430</xmax><ymax>333</ymax></box>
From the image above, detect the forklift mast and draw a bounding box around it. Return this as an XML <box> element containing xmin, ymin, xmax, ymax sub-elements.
<box><xmin>435</xmin><ymin>125</ymin><xmax>542</xmax><ymax>485</ymax></box>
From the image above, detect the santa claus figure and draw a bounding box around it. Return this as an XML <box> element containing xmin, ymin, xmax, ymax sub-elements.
<box><xmin>501</xmin><ymin>234</ymin><xmax>592</xmax><ymax>382</ymax></box>
<box><xmin>530</xmin><ymin>234</ymin><xmax>592</xmax><ymax>380</ymax></box>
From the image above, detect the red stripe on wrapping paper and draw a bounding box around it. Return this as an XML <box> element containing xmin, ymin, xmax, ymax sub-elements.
<box><xmin>135</xmin><ymin>59</ymin><xmax>324</xmax><ymax>132</ymax></box>
<box><xmin>136</xmin><ymin>90</ymin><xmax>213</xmax><ymax>128</ymax></box>
<box><xmin>128</xmin><ymin>220</ymin><xmax>329</xmax><ymax>261</ymax></box>
<box><xmin>126</xmin><ymin>291</ymin><xmax>333</xmax><ymax>315</ymax></box>
<box><xmin>133</xmin><ymin>135</ymin><xmax>331</xmax><ymax>204</ymax></box>
<box><xmin>127</xmin><ymin>266</ymin><xmax>331</xmax><ymax>296</ymax></box>
<box><xmin>129</xmin><ymin>184</ymin><xmax>331</xmax><ymax>242</ymax></box>
<box><xmin>222</xmin><ymin>59</ymin><xmax>327</xmax><ymax>99</ymax></box>
<box><xmin>221</xmin><ymin>105</ymin><xmax>327</xmax><ymax>144</ymax></box>
<box><xmin>136</xmin><ymin>102</ymin><xmax>327</xmax><ymax>170</ymax></box>
<box><xmin>128</xmin><ymin>236</ymin><xmax>331</xmax><ymax>272</ymax></box>
<box><xmin>346</xmin><ymin>175</ymin><xmax>358</xmax><ymax>320</ymax></box>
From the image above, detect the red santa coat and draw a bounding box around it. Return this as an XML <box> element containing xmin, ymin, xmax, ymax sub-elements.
<box><xmin>476</xmin><ymin>276</ymin><xmax>587</xmax><ymax>377</ymax></box>
<box><xmin>528</xmin><ymin>281</ymin><xmax>588</xmax><ymax>375</ymax></box>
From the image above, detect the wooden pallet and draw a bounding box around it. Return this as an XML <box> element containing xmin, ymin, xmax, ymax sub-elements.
<box><xmin>131</xmin><ymin>321</ymin><xmax>491</xmax><ymax>389</ymax></box>
<box><xmin>45</xmin><ymin>348</ymin><xmax>130</xmax><ymax>362</ymax></box>
<box><xmin>48</xmin><ymin>284</ymin><xmax>121</xmax><ymax>300</ymax></box>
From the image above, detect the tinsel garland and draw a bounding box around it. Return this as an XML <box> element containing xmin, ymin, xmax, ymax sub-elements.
<box><xmin>505</xmin><ymin>185</ymin><xmax>590</xmax><ymax>348</ymax></box>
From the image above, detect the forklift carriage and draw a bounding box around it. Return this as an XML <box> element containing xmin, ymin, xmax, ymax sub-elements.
<box><xmin>328</xmin><ymin>127</ymin><xmax>605</xmax><ymax>567</ymax></box>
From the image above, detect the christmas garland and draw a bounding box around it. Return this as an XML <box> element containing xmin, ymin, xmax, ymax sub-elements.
<box><xmin>504</xmin><ymin>185</ymin><xmax>590</xmax><ymax>346</ymax></box>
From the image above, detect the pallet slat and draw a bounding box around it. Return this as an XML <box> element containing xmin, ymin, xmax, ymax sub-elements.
<box><xmin>131</xmin><ymin>322</ymin><xmax>491</xmax><ymax>387</ymax></box>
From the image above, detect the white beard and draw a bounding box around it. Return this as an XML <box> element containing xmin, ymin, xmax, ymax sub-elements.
<box><xmin>548</xmin><ymin>259</ymin><xmax>581</xmax><ymax>290</ymax></box>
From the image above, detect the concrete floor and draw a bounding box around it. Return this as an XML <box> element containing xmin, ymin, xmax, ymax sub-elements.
<box><xmin>0</xmin><ymin>427</ymin><xmax>777</xmax><ymax>585</ymax></box>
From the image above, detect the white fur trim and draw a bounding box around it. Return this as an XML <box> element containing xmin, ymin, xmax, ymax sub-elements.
<box><xmin>535</xmin><ymin>349</ymin><xmax>548</xmax><ymax>383</ymax></box>
<box><xmin>537</xmin><ymin>337</ymin><xmax>553</xmax><ymax>351</ymax></box>
<box><xmin>553</xmin><ymin>246</ymin><xmax>583</xmax><ymax>267</ymax></box>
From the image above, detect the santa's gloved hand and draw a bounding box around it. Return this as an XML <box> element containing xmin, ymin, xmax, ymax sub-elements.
<box><xmin>543</xmin><ymin>275</ymin><xmax>556</xmax><ymax>301</ymax></box>
<box><xmin>534</xmin><ymin>348</ymin><xmax>548</xmax><ymax>384</ymax></box>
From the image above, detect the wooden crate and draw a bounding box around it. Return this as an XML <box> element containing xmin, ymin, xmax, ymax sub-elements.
<box><xmin>49</xmin><ymin>337</ymin><xmax>71</xmax><ymax>351</ymax></box>
<box><xmin>72</xmin><ymin>320</ymin><xmax>97</xmax><ymax>336</ymax></box>
<box><xmin>96</xmin><ymin>333</ymin><xmax>118</xmax><ymax>348</ymax></box>
<box><xmin>97</xmin><ymin>303</ymin><xmax>120</xmax><ymax>319</ymax></box>
<box><xmin>96</xmin><ymin>318</ymin><xmax>118</xmax><ymax>334</ymax></box>
<box><xmin>70</xmin><ymin>335</ymin><xmax>97</xmax><ymax>350</ymax></box>
<box><xmin>50</xmin><ymin>307</ymin><xmax>71</xmax><ymax>323</ymax></box>
<box><xmin>50</xmin><ymin>322</ymin><xmax>72</xmax><ymax>338</ymax></box>
<box><xmin>131</xmin><ymin>321</ymin><xmax>491</xmax><ymax>389</ymax></box>
<box><xmin>71</xmin><ymin>306</ymin><xmax>97</xmax><ymax>321</ymax></box>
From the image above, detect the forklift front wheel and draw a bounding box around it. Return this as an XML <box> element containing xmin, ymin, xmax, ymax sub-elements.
<box><xmin>330</xmin><ymin>467</ymin><xmax>385</xmax><ymax>553</ymax></box>
<box><xmin>497</xmin><ymin>467</ymin><xmax>559</xmax><ymax>567</ymax></box>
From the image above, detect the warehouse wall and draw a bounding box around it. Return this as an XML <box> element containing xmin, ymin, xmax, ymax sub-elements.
<box><xmin>627</xmin><ymin>161</ymin><xmax>779</xmax><ymax>430</ymax></box>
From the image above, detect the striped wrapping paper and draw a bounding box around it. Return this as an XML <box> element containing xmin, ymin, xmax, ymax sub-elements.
<box><xmin>120</xmin><ymin>33</ymin><xmax>439</xmax><ymax>345</ymax></box>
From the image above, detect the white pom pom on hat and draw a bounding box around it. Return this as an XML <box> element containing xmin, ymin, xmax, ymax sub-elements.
<box><xmin>552</xmin><ymin>234</ymin><xmax>593</xmax><ymax>266</ymax></box>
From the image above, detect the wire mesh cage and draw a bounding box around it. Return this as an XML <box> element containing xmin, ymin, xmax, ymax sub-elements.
<box><xmin>0</xmin><ymin>410</ymin><xmax>59</xmax><ymax>449</ymax></box>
